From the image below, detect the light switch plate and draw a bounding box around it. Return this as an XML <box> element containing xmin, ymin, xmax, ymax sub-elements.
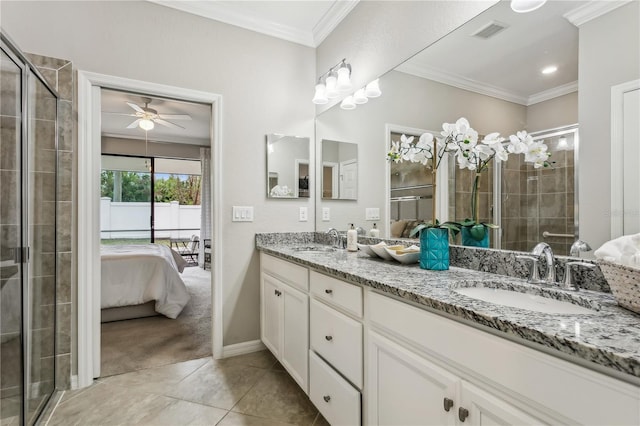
<box><xmin>299</xmin><ymin>207</ymin><xmax>308</xmax><ymax>222</ymax></box>
<box><xmin>366</xmin><ymin>207</ymin><xmax>380</xmax><ymax>220</ymax></box>
<box><xmin>232</xmin><ymin>206</ymin><xmax>254</xmax><ymax>222</ymax></box>
<box><xmin>322</xmin><ymin>207</ymin><xmax>330</xmax><ymax>221</ymax></box>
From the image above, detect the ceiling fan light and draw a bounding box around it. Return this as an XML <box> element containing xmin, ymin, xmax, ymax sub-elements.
<box><xmin>364</xmin><ymin>79</ymin><xmax>382</xmax><ymax>98</ymax></box>
<box><xmin>353</xmin><ymin>88</ymin><xmax>368</xmax><ymax>104</ymax></box>
<box><xmin>139</xmin><ymin>118</ymin><xmax>154</xmax><ymax>131</ymax></box>
<box><xmin>312</xmin><ymin>82</ymin><xmax>329</xmax><ymax>104</ymax></box>
<box><xmin>510</xmin><ymin>0</ymin><xmax>547</xmax><ymax>13</ymax></box>
<box><xmin>325</xmin><ymin>71</ymin><xmax>339</xmax><ymax>99</ymax></box>
<box><xmin>340</xmin><ymin>96</ymin><xmax>356</xmax><ymax>110</ymax></box>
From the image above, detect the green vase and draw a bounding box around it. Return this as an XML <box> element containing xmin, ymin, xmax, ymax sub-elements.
<box><xmin>419</xmin><ymin>228</ymin><xmax>449</xmax><ymax>270</ymax></box>
<box><xmin>461</xmin><ymin>226</ymin><xmax>490</xmax><ymax>248</ymax></box>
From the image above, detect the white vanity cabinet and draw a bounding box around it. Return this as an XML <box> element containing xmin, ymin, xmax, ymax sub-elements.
<box><xmin>309</xmin><ymin>270</ymin><xmax>363</xmax><ymax>425</ymax></box>
<box><xmin>367</xmin><ymin>291</ymin><xmax>640</xmax><ymax>426</ymax></box>
<box><xmin>260</xmin><ymin>254</ymin><xmax>309</xmax><ymax>393</ymax></box>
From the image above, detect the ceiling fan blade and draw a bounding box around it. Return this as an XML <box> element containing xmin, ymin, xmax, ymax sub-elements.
<box><xmin>154</xmin><ymin>118</ymin><xmax>185</xmax><ymax>130</ymax></box>
<box><xmin>126</xmin><ymin>119</ymin><xmax>142</xmax><ymax>129</ymax></box>
<box><xmin>158</xmin><ymin>114</ymin><xmax>192</xmax><ymax>121</ymax></box>
<box><xmin>104</xmin><ymin>112</ymin><xmax>138</xmax><ymax>117</ymax></box>
<box><xmin>126</xmin><ymin>102</ymin><xmax>145</xmax><ymax>113</ymax></box>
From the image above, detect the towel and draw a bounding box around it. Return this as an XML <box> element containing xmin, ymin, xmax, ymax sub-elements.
<box><xmin>594</xmin><ymin>233</ymin><xmax>640</xmax><ymax>267</ymax></box>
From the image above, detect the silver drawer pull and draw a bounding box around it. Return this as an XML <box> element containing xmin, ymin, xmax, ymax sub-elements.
<box><xmin>443</xmin><ymin>397</ymin><xmax>454</xmax><ymax>412</ymax></box>
<box><xmin>325</xmin><ymin>289</ymin><xmax>333</xmax><ymax>294</ymax></box>
<box><xmin>458</xmin><ymin>407</ymin><xmax>469</xmax><ymax>422</ymax></box>
<box><xmin>323</xmin><ymin>395</ymin><xmax>331</xmax><ymax>403</ymax></box>
<box><xmin>325</xmin><ymin>335</ymin><xmax>333</xmax><ymax>341</ymax></box>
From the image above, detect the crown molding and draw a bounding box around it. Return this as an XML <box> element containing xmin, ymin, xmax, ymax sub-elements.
<box><xmin>527</xmin><ymin>81</ymin><xmax>578</xmax><ymax>105</ymax></box>
<box><xmin>313</xmin><ymin>0</ymin><xmax>360</xmax><ymax>46</ymax></box>
<box><xmin>148</xmin><ymin>0</ymin><xmax>315</xmax><ymax>47</ymax></box>
<box><xmin>395</xmin><ymin>62</ymin><xmax>529</xmax><ymax>105</ymax></box>
<box><xmin>563</xmin><ymin>0</ymin><xmax>632</xmax><ymax>27</ymax></box>
<box><xmin>396</xmin><ymin>63</ymin><xmax>577</xmax><ymax>106</ymax></box>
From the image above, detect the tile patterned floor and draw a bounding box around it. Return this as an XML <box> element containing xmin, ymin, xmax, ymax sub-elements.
<box><xmin>41</xmin><ymin>351</ymin><xmax>330</xmax><ymax>426</ymax></box>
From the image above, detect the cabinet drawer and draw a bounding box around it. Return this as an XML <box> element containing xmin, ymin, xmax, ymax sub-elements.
<box><xmin>310</xmin><ymin>270</ymin><xmax>362</xmax><ymax>317</ymax></box>
<box><xmin>309</xmin><ymin>351</ymin><xmax>361</xmax><ymax>426</ymax></box>
<box><xmin>261</xmin><ymin>253</ymin><xmax>308</xmax><ymax>292</ymax></box>
<box><xmin>310</xmin><ymin>299</ymin><xmax>363</xmax><ymax>389</ymax></box>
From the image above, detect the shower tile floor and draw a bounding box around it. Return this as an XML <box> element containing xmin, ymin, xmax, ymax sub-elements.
<box><xmin>40</xmin><ymin>351</ymin><xmax>329</xmax><ymax>426</ymax></box>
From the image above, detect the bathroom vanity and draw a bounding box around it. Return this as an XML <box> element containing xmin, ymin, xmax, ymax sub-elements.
<box><xmin>257</xmin><ymin>234</ymin><xmax>640</xmax><ymax>426</ymax></box>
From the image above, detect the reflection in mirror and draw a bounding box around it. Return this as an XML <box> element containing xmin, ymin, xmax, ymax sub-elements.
<box><xmin>266</xmin><ymin>134</ymin><xmax>310</xmax><ymax>199</ymax></box>
<box><xmin>321</xmin><ymin>139</ymin><xmax>357</xmax><ymax>200</ymax></box>
<box><xmin>315</xmin><ymin>0</ymin><xmax>585</xmax><ymax>253</ymax></box>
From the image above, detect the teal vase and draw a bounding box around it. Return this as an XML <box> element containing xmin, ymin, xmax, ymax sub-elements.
<box><xmin>461</xmin><ymin>226</ymin><xmax>490</xmax><ymax>248</ymax></box>
<box><xmin>419</xmin><ymin>228</ymin><xmax>449</xmax><ymax>270</ymax></box>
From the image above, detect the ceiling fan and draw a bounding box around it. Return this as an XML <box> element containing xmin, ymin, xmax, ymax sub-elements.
<box><xmin>106</xmin><ymin>97</ymin><xmax>192</xmax><ymax>131</ymax></box>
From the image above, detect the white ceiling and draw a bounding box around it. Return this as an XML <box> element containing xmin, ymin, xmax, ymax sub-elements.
<box><xmin>396</xmin><ymin>0</ymin><xmax>590</xmax><ymax>106</ymax></box>
<box><xmin>148</xmin><ymin>0</ymin><xmax>359</xmax><ymax>47</ymax></box>
<box><xmin>101</xmin><ymin>89</ymin><xmax>212</xmax><ymax>146</ymax></box>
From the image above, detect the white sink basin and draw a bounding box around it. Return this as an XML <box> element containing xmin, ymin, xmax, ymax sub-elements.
<box><xmin>454</xmin><ymin>287</ymin><xmax>595</xmax><ymax>315</ymax></box>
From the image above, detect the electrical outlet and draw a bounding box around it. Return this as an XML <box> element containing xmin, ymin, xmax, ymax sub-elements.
<box><xmin>232</xmin><ymin>206</ymin><xmax>254</xmax><ymax>222</ymax></box>
<box><xmin>322</xmin><ymin>207</ymin><xmax>330</xmax><ymax>221</ymax></box>
<box><xmin>366</xmin><ymin>208</ymin><xmax>380</xmax><ymax>220</ymax></box>
<box><xmin>299</xmin><ymin>207</ymin><xmax>308</xmax><ymax>222</ymax></box>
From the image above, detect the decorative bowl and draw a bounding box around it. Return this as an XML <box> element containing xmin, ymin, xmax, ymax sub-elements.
<box><xmin>370</xmin><ymin>243</ymin><xmax>404</xmax><ymax>260</ymax></box>
<box><xmin>384</xmin><ymin>245</ymin><xmax>420</xmax><ymax>264</ymax></box>
<box><xmin>357</xmin><ymin>243</ymin><xmax>378</xmax><ymax>258</ymax></box>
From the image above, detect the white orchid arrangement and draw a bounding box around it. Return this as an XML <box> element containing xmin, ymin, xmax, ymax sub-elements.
<box><xmin>387</xmin><ymin>117</ymin><xmax>551</xmax><ymax>239</ymax></box>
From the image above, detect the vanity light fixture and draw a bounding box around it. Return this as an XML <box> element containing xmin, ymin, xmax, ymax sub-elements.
<box><xmin>510</xmin><ymin>0</ymin><xmax>547</xmax><ymax>13</ymax></box>
<box><xmin>340</xmin><ymin>95</ymin><xmax>356</xmax><ymax>110</ymax></box>
<box><xmin>353</xmin><ymin>88</ymin><xmax>369</xmax><ymax>104</ymax></box>
<box><xmin>364</xmin><ymin>79</ymin><xmax>382</xmax><ymax>98</ymax></box>
<box><xmin>541</xmin><ymin>65</ymin><xmax>558</xmax><ymax>75</ymax></box>
<box><xmin>312</xmin><ymin>58</ymin><xmax>352</xmax><ymax>104</ymax></box>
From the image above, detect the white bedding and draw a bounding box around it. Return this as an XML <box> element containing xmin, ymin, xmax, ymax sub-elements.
<box><xmin>101</xmin><ymin>244</ymin><xmax>190</xmax><ymax>319</ymax></box>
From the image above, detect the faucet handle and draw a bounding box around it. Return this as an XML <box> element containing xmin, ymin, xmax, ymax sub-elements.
<box><xmin>561</xmin><ymin>261</ymin><xmax>596</xmax><ymax>291</ymax></box>
<box><xmin>516</xmin><ymin>255</ymin><xmax>542</xmax><ymax>283</ymax></box>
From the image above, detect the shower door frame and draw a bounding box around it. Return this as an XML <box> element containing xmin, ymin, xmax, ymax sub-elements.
<box><xmin>492</xmin><ymin>124</ymin><xmax>580</xmax><ymax>251</ymax></box>
<box><xmin>1</xmin><ymin>32</ymin><xmax>60</xmax><ymax>425</ymax></box>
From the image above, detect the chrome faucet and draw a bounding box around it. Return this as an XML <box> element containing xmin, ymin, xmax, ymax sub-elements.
<box><xmin>532</xmin><ymin>242</ymin><xmax>556</xmax><ymax>284</ymax></box>
<box><xmin>326</xmin><ymin>228</ymin><xmax>340</xmax><ymax>248</ymax></box>
<box><xmin>569</xmin><ymin>239</ymin><xmax>592</xmax><ymax>257</ymax></box>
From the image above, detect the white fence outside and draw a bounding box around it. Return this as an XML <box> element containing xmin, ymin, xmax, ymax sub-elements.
<box><xmin>100</xmin><ymin>197</ymin><xmax>201</xmax><ymax>240</ymax></box>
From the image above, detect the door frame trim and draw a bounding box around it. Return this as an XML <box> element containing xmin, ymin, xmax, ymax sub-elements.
<box><xmin>77</xmin><ymin>71</ymin><xmax>223</xmax><ymax>387</ymax></box>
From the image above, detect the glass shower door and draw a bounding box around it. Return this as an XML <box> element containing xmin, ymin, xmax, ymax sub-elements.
<box><xmin>25</xmin><ymin>65</ymin><xmax>57</xmax><ymax>423</ymax></box>
<box><xmin>0</xmin><ymin>46</ymin><xmax>25</xmax><ymax>426</ymax></box>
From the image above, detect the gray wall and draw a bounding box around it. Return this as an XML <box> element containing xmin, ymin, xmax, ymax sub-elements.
<box><xmin>102</xmin><ymin>136</ymin><xmax>203</xmax><ymax>160</ymax></box>
<box><xmin>579</xmin><ymin>1</ymin><xmax>640</xmax><ymax>251</ymax></box>
<box><xmin>1</xmin><ymin>0</ymin><xmax>316</xmax><ymax>354</ymax></box>
<box><xmin>526</xmin><ymin>92</ymin><xmax>578</xmax><ymax>133</ymax></box>
<box><xmin>315</xmin><ymin>0</ymin><xmax>498</xmax><ymax>114</ymax></box>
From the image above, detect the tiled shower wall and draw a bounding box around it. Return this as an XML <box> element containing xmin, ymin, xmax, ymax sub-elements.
<box><xmin>26</xmin><ymin>53</ymin><xmax>74</xmax><ymax>390</ymax></box>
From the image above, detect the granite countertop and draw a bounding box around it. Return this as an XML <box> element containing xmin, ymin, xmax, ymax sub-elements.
<box><xmin>256</xmin><ymin>239</ymin><xmax>640</xmax><ymax>384</ymax></box>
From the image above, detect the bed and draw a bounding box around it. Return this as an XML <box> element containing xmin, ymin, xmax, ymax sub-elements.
<box><xmin>100</xmin><ymin>244</ymin><xmax>190</xmax><ymax>322</ymax></box>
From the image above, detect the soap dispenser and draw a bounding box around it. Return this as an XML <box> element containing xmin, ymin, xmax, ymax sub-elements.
<box><xmin>369</xmin><ymin>223</ymin><xmax>380</xmax><ymax>238</ymax></box>
<box><xmin>347</xmin><ymin>223</ymin><xmax>358</xmax><ymax>252</ymax></box>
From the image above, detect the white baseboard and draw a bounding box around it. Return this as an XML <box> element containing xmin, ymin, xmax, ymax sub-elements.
<box><xmin>221</xmin><ymin>339</ymin><xmax>266</xmax><ymax>358</ymax></box>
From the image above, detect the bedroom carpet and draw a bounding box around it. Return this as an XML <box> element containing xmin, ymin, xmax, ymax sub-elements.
<box><xmin>100</xmin><ymin>266</ymin><xmax>212</xmax><ymax>377</ymax></box>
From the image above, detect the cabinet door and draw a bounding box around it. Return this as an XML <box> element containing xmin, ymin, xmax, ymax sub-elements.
<box><xmin>281</xmin><ymin>283</ymin><xmax>309</xmax><ymax>393</ymax></box>
<box><xmin>261</xmin><ymin>273</ymin><xmax>282</xmax><ymax>359</ymax></box>
<box><xmin>460</xmin><ymin>381</ymin><xmax>545</xmax><ymax>426</ymax></box>
<box><xmin>367</xmin><ymin>331</ymin><xmax>457</xmax><ymax>426</ymax></box>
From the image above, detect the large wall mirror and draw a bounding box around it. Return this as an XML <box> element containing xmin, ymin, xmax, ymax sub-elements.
<box><xmin>267</xmin><ymin>133</ymin><xmax>310</xmax><ymax>199</ymax></box>
<box><xmin>321</xmin><ymin>139</ymin><xmax>358</xmax><ymax>200</ymax></box>
<box><xmin>315</xmin><ymin>0</ymin><xmax>591</xmax><ymax>255</ymax></box>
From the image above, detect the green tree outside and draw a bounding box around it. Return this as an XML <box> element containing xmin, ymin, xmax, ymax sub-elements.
<box><xmin>101</xmin><ymin>170</ymin><xmax>201</xmax><ymax>205</ymax></box>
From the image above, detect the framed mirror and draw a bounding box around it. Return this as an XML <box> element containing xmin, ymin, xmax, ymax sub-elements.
<box><xmin>266</xmin><ymin>134</ymin><xmax>310</xmax><ymax>199</ymax></box>
<box><xmin>321</xmin><ymin>139</ymin><xmax>358</xmax><ymax>200</ymax></box>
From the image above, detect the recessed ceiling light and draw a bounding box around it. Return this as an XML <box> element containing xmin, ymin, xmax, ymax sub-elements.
<box><xmin>541</xmin><ymin>65</ymin><xmax>558</xmax><ymax>75</ymax></box>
